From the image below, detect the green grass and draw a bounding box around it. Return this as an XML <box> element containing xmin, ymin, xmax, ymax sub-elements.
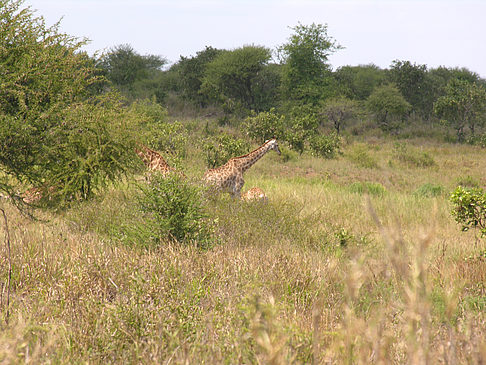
<box><xmin>413</xmin><ymin>182</ymin><xmax>445</xmax><ymax>197</ymax></box>
<box><xmin>1</xmin><ymin>133</ymin><xmax>486</xmax><ymax>363</ymax></box>
<box><xmin>346</xmin><ymin>143</ymin><xmax>380</xmax><ymax>168</ymax></box>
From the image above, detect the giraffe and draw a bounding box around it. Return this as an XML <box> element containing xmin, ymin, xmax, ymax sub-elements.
<box><xmin>241</xmin><ymin>187</ymin><xmax>268</xmax><ymax>203</ymax></box>
<box><xmin>135</xmin><ymin>145</ymin><xmax>177</xmax><ymax>177</ymax></box>
<box><xmin>203</xmin><ymin>138</ymin><xmax>280</xmax><ymax>198</ymax></box>
<box><xmin>1</xmin><ymin>184</ymin><xmax>59</xmax><ymax>205</ymax></box>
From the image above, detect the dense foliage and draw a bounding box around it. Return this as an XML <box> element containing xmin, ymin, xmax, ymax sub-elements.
<box><xmin>200</xmin><ymin>45</ymin><xmax>275</xmax><ymax>112</ymax></box>
<box><xmin>434</xmin><ymin>78</ymin><xmax>486</xmax><ymax>141</ymax></box>
<box><xmin>278</xmin><ymin>22</ymin><xmax>341</xmax><ymax>104</ymax></box>
<box><xmin>91</xmin><ymin>23</ymin><xmax>485</xmax><ymax>143</ymax></box>
<box><xmin>137</xmin><ymin>173</ymin><xmax>213</xmax><ymax>246</ymax></box>
<box><xmin>203</xmin><ymin>133</ymin><xmax>250</xmax><ymax>168</ymax></box>
<box><xmin>245</xmin><ymin>108</ymin><xmax>285</xmax><ymax>143</ymax></box>
<box><xmin>0</xmin><ymin>0</ymin><xmax>139</xmax><ymax>208</ymax></box>
<box><xmin>309</xmin><ymin>133</ymin><xmax>342</xmax><ymax>158</ymax></box>
<box><xmin>1</xmin><ymin>2</ymin><xmax>486</xmax><ymax>362</ymax></box>
<box><xmin>450</xmin><ymin>186</ymin><xmax>486</xmax><ymax>237</ymax></box>
<box><xmin>2</xmin><ymin>0</ymin><xmax>486</xmax><ymax>212</ymax></box>
<box><xmin>366</xmin><ymin>83</ymin><xmax>411</xmax><ymax>130</ymax></box>
<box><xmin>97</xmin><ymin>44</ymin><xmax>168</xmax><ymax>102</ymax></box>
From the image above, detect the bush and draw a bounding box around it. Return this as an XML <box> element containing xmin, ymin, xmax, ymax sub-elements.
<box><xmin>150</xmin><ymin>121</ymin><xmax>188</xmax><ymax>168</ymax></box>
<box><xmin>130</xmin><ymin>98</ymin><xmax>187</xmax><ymax>164</ymax></box>
<box><xmin>366</xmin><ymin>83</ymin><xmax>411</xmax><ymax>130</ymax></box>
<box><xmin>203</xmin><ymin>133</ymin><xmax>250</xmax><ymax>168</ymax></box>
<box><xmin>450</xmin><ymin>186</ymin><xmax>486</xmax><ymax>237</ymax></box>
<box><xmin>130</xmin><ymin>97</ymin><xmax>169</xmax><ymax>124</ymax></box>
<box><xmin>0</xmin><ymin>2</ymin><xmax>138</xmax><ymax>208</ymax></box>
<box><xmin>44</xmin><ymin>97</ymin><xmax>140</xmax><ymax>204</ymax></box>
<box><xmin>349</xmin><ymin>182</ymin><xmax>386</xmax><ymax>196</ymax></box>
<box><xmin>309</xmin><ymin>133</ymin><xmax>342</xmax><ymax>159</ymax></box>
<box><xmin>283</xmin><ymin>107</ymin><xmax>320</xmax><ymax>154</ymax></box>
<box><xmin>456</xmin><ymin>175</ymin><xmax>481</xmax><ymax>188</ymax></box>
<box><xmin>137</xmin><ymin>174</ymin><xmax>214</xmax><ymax>247</ymax></box>
<box><xmin>467</xmin><ymin>133</ymin><xmax>486</xmax><ymax>148</ymax></box>
<box><xmin>279</xmin><ymin>146</ymin><xmax>298</xmax><ymax>163</ymax></box>
<box><xmin>245</xmin><ymin>108</ymin><xmax>285</xmax><ymax>143</ymax></box>
<box><xmin>392</xmin><ymin>143</ymin><xmax>436</xmax><ymax>168</ymax></box>
<box><xmin>346</xmin><ymin>144</ymin><xmax>379</xmax><ymax>168</ymax></box>
<box><xmin>414</xmin><ymin>183</ymin><xmax>444</xmax><ymax>198</ymax></box>
<box><xmin>321</xmin><ymin>97</ymin><xmax>359</xmax><ymax>134</ymax></box>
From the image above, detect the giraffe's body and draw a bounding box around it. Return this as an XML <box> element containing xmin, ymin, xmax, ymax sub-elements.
<box><xmin>203</xmin><ymin>138</ymin><xmax>280</xmax><ymax>198</ymax></box>
<box><xmin>135</xmin><ymin>145</ymin><xmax>176</xmax><ymax>177</ymax></box>
<box><xmin>19</xmin><ymin>185</ymin><xmax>57</xmax><ymax>204</ymax></box>
<box><xmin>241</xmin><ymin>187</ymin><xmax>268</xmax><ymax>203</ymax></box>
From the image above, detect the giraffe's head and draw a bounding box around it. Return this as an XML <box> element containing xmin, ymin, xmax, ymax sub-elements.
<box><xmin>266</xmin><ymin>138</ymin><xmax>281</xmax><ymax>155</ymax></box>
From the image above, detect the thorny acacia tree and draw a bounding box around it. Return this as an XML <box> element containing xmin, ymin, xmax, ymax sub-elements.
<box><xmin>434</xmin><ymin>78</ymin><xmax>486</xmax><ymax>141</ymax></box>
<box><xmin>200</xmin><ymin>45</ymin><xmax>273</xmax><ymax>112</ymax></box>
<box><xmin>321</xmin><ymin>97</ymin><xmax>359</xmax><ymax>134</ymax></box>
<box><xmin>0</xmin><ymin>0</ymin><xmax>139</xmax><ymax>208</ymax></box>
<box><xmin>366</xmin><ymin>83</ymin><xmax>411</xmax><ymax>130</ymax></box>
<box><xmin>278</xmin><ymin>23</ymin><xmax>342</xmax><ymax>104</ymax></box>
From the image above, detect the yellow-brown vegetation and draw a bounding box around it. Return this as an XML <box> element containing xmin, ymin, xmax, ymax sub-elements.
<box><xmin>1</xmin><ymin>137</ymin><xmax>485</xmax><ymax>363</ymax></box>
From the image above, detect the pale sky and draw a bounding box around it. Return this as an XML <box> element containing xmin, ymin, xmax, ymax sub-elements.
<box><xmin>25</xmin><ymin>0</ymin><xmax>486</xmax><ymax>78</ymax></box>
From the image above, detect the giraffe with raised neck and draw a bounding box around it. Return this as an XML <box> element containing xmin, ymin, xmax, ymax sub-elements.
<box><xmin>203</xmin><ymin>138</ymin><xmax>280</xmax><ymax>198</ymax></box>
<box><xmin>135</xmin><ymin>145</ymin><xmax>177</xmax><ymax>177</ymax></box>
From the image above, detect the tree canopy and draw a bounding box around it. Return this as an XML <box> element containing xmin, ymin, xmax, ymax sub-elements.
<box><xmin>278</xmin><ymin>23</ymin><xmax>342</xmax><ymax>104</ymax></box>
<box><xmin>3</xmin><ymin>0</ymin><xmax>486</xmax><ymax>199</ymax></box>
<box><xmin>0</xmin><ymin>0</ymin><xmax>139</xmax><ymax>208</ymax></box>
<box><xmin>97</xmin><ymin>44</ymin><xmax>168</xmax><ymax>102</ymax></box>
<box><xmin>200</xmin><ymin>45</ymin><xmax>274</xmax><ymax>112</ymax></box>
<box><xmin>434</xmin><ymin>78</ymin><xmax>486</xmax><ymax>141</ymax></box>
<box><xmin>366</xmin><ymin>83</ymin><xmax>411</xmax><ymax>129</ymax></box>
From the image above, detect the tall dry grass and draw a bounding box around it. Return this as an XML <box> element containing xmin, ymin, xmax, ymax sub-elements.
<box><xmin>0</xmin><ymin>138</ymin><xmax>485</xmax><ymax>363</ymax></box>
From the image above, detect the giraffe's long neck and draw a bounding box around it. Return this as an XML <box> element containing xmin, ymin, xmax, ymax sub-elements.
<box><xmin>234</xmin><ymin>141</ymin><xmax>273</xmax><ymax>173</ymax></box>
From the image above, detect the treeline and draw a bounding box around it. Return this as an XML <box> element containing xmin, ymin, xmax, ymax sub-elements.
<box><xmin>96</xmin><ymin>24</ymin><xmax>486</xmax><ymax>143</ymax></box>
<box><xmin>1</xmin><ymin>0</ymin><xmax>486</xmax><ymax>210</ymax></box>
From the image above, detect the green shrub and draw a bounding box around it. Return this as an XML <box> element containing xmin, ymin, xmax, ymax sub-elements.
<box><xmin>309</xmin><ymin>133</ymin><xmax>342</xmax><ymax>159</ymax></box>
<box><xmin>456</xmin><ymin>175</ymin><xmax>481</xmax><ymax>188</ymax></box>
<box><xmin>279</xmin><ymin>146</ymin><xmax>298</xmax><ymax>162</ymax></box>
<box><xmin>366</xmin><ymin>83</ymin><xmax>411</xmax><ymax>130</ymax></box>
<box><xmin>346</xmin><ymin>144</ymin><xmax>379</xmax><ymax>168</ymax></box>
<box><xmin>467</xmin><ymin>133</ymin><xmax>486</xmax><ymax>148</ymax></box>
<box><xmin>392</xmin><ymin>142</ymin><xmax>436</xmax><ymax>168</ymax></box>
<box><xmin>283</xmin><ymin>106</ymin><xmax>319</xmax><ymax>154</ymax></box>
<box><xmin>450</xmin><ymin>186</ymin><xmax>486</xmax><ymax>237</ymax></box>
<box><xmin>203</xmin><ymin>133</ymin><xmax>250</xmax><ymax>168</ymax></box>
<box><xmin>150</xmin><ymin>121</ymin><xmax>188</xmax><ymax>168</ymax></box>
<box><xmin>130</xmin><ymin>97</ymin><xmax>169</xmax><ymax>124</ymax></box>
<box><xmin>137</xmin><ymin>174</ymin><xmax>214</xmax><ymax>247</ymax></box>
<box><xmin>130</xmin><ymin>98</ymin><xmax>187</xmax><ymax>164</ymax></box>
<box><xmin>245</xmin><ymin>108</ymin><xmax>285</xmax><ymax>143</ymax></box>
<box><xmin>0</xmin><ymin>2</ymin><xmax>138</xmax><ymax>208</ymax></box>
<box><xmin>334</xmin><ymin>227</ymin><xmax>354</xmax><ymax>247</ymax></box>
<box><xmin>18</xmin><ymin>95</ymin><xmax>140</xmax><ymax>208</ymax></box>
<box><xmin>348</xmin><ymin>182</ymin><xmax>386</xmax><ymax>196</ymax></box>
<box><xmin>414</xmin><ymin>183</ymin><xmax>444</xmax><ymax>198</ymax></box>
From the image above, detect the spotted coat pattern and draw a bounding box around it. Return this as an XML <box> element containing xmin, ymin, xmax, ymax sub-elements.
<box><xmin>135</xmin><ymin>145</ymin><xmax>176</xmax><ymax>176</ymax></box>
<box><xmin>203</xmin><ymin>139</ymin><xmax>280</xmax><ymax>198</ymax></box>
<box><xmin>241</xmin><ymin>187</ymin><xmax>268</xmax><ymax>203</ymax></box>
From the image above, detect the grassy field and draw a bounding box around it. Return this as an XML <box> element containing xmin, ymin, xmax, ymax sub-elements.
<box><xmin>1</xmin><ymin>128</ymin><xmax>486</xmax><ymax>363</ymax></box>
